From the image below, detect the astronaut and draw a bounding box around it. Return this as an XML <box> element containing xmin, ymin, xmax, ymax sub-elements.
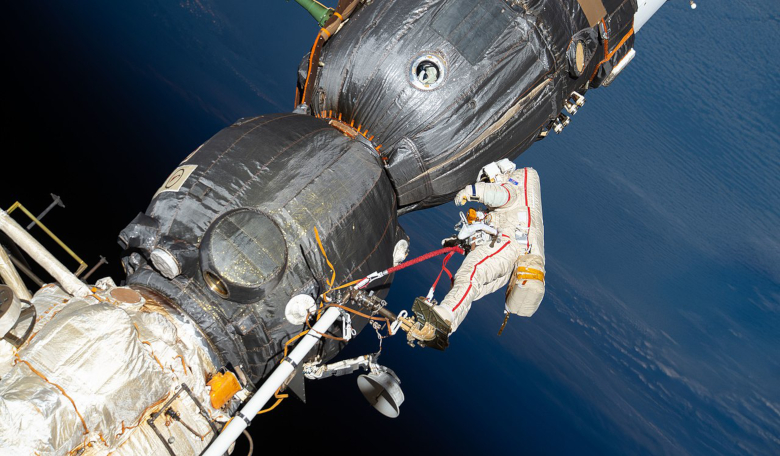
<box><xmin>412</xmin><ymin>159</ymin><xmax>546</xmax><ymax>350</ymax></box>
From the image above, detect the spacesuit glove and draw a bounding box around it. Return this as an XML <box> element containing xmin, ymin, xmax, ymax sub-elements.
<box><xmin>454</xmin><ymin>188</ymin><xmax>470</xmax><ymax>206</ymax></box>
<box><xmin>441</xmin><ymin>235</ymin><xmax>460</xmax><ymax>248</ymax></box>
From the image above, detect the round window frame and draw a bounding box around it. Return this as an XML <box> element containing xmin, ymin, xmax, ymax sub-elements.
<box><xmin>199</xmin><ymin>208</ymin><xmax>288</xmax><ymax>303</ymax></box>
<box><xmin>409</xmin><ymin>53</ymin><xmax>448</xmax><ymax>91</ymax></box>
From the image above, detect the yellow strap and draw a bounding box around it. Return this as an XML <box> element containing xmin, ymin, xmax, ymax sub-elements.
<box><xmin>516</xmin><ymin>267</ymin><xmax>545</xmax><ymax>283</ymax></box>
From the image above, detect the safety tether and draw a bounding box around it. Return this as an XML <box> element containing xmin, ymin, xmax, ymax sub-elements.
<box><xmin>354</xmin><ymin>246</ymin><xmax>465</xmax><ymax>290</ymax></box>
<box><xmin>425</xmin><ymin>250</ymin><xmax>458</xmax><ymax>301</ymax></box>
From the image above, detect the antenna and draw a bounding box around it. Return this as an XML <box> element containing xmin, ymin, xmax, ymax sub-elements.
<box><xmin>26</xmin><ymin>193</ymin><xmax>64</xmax><ymax>230</ymax></box>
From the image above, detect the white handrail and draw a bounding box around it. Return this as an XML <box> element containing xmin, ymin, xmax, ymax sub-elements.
<box><xmin>202</xmin><ymin>306</ymin><xmax>342</xmax><ymax>456</ymax></box>
<box><xmin>0</xmin><ymin>210</ymin><xmax>90</xmax><ymax>298</ymax></box>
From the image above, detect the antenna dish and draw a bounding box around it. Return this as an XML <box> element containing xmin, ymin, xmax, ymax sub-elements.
<box><xmin>357</xmin><ymin>370</ymin><xmax>405</xmax><ymax>418</ymax></box>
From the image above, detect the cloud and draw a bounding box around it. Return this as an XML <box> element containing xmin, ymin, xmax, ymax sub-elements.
<box><xmin>493</xmin><ymin>260</ymin><xmax>780</xmax><ymax>455</ymax></box>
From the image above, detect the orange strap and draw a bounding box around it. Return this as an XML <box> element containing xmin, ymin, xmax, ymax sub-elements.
<box><xmin>590</xmin><ymin>25</ymin><xmax>635</xmax><ymax>81</ymax></box>
<box><xmin>314</xmin><ymin>226</ymin><xmax>336</xmax><ymax>289</ymax></box>
<box><xmin>302</xmin><ymin>34</ymin><xmax>324</xmax><ymax>105</ymax></box>
<box><xmin>258</xmin><ymin>389</ymin><xmax>289</xmax><ymax>415</ymax></box>
<box><xmin>604</xmin><ymin>27</ymin><xmax>634</xmax><ymax>62</ymax></box>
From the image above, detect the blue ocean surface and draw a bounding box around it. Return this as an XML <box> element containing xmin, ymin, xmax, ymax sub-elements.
<box><xmin>3</xmin><ymin>1</ymin><xmax>778</xmax><ymax>454</ymax></box>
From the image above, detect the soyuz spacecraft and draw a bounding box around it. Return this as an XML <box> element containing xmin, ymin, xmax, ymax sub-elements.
<box><xmin>0</xmin><ymin>0</ymin><xmax>676</xmax><ymax>454</ymax></box>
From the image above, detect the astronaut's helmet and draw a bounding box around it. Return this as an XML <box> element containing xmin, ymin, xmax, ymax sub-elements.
<box><xmin>477</xmin><ymin>159</ymin><xmax>516</xmax><ymax>183</ymax></box>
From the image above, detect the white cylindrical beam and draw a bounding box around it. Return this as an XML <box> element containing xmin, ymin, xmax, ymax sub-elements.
<box><xmin>202</xmin><ymin>306</ymin><xmax>342</xmax><ymax>456</ymax></box>
<box><xmin>634</xmin><ymin>0</ymin><xmax>667</xmax><ymax>32</ymax></box>
<box><xmin>0</xmin><ymin>210</ymin><xmax>90</xmax><ymax>298</ymax></box>
<box><xmin>0</xmin><ymin>285</ymin><xmax>23</xmax><ymax>337</ymax></box>
<box><xmin>0</xmin><ymin>245</ymin><xmax>31</xmax><ymax>301</ymax></box>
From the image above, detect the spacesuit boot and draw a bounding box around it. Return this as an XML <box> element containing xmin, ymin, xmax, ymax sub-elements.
<box><xmin>410</xmin><ymin>297</ymin><xmax>452</xmax><ymax>351</ymax></box>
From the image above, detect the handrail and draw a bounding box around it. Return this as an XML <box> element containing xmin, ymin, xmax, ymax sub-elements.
<box><xmin>6</xmin><ymin>202</ymin><xmax>88</xmax><ymax>276</ymax></box>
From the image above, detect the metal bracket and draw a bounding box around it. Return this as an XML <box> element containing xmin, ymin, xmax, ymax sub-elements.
<box><xmin>553</xmin><ymin>113</ymin><xmax>570</xmax><ymax>134</ymax></box>
<box><xmin>303</xmin><ymin>354</ymin><xmax>373</xmax><ymax>380</ymax></box>
<box><xmin>390</xmin><ymin>310</ymin><xmax>408</xmax><ymax>335</ymax></box>
<box><xmin>340</xmin><ymin>309</ymin><xmax>355</xmax><ymax>341</ymax></box>
<box><xmin>565</xmin><ymin>91</ymin><xmax>586</xmax><ymax>115</ymax></box>
<box><xmin>147</xmin><ymin>384</ymin><xmax>219</xmax><ymax>456</ymax></box>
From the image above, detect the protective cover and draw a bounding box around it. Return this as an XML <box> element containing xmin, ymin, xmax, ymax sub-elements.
<box><xmin>590</xmin><ymin>0</ymin><xmax>637</xmax><ymax>87</ymax></box>
<box><xmin>0</xmin><ymin>282</ymin><xmax>224</xmax><ymax>455</ymax></box>
<box><xmin>306</xmin><ymin>0</ymin><xmax>636</xmax><ymax>212</ymax></box>
<box><xmin>121</xmin><ymin>114</ymin><xmax>405</xmax><ymax>384</ymax></box>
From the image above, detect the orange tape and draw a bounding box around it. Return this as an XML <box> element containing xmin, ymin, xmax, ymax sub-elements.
<box><xmin>141</xmin><ymin>341</ymin><xmax>165</xmax><ymax>371</ymax></box>
<box><xmin>15</xmin><ymin>357</ymin><xmax>89</xmax><ymax>435</ymax></box>
<box><xmin>174</xmin><ymin>354</ymin><xmax>187</xmax><ymax>372</ymax></box>
<box><xmin>302</xmin><ymin>34</ymin><xmax>323</xmax><ymax>104</ymax></box>
<box><xmin>590</xmin><ymin>24</ymin><xmax>634</xmax><ymax>81</ymax></box>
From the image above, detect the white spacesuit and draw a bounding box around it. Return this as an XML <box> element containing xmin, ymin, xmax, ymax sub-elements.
<box><xmin>414</xmin><ymin>159</ymin><xmax>546</xmax><ymax>348</ymax></box>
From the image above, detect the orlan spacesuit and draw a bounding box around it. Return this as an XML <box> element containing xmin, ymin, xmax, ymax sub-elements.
<box><xmin>412</xmin><ymin>159</ymin><xmax>546</xmax><ymax>350</ymax></box>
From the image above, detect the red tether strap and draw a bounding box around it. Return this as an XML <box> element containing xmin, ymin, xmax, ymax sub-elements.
<box><xmin>357</xmin><ymin>245</ymin><xmax>465</xmax><ymax>290</ymax></box>
<box><xmin>386</xmin><ymin>246</ymin><xmax>464</xmax><ymax>274</ymax></box>
<box><xmin>430</xmin><ymin>251</ymin><xmax>457</xmax><ymax>292</ymax></box>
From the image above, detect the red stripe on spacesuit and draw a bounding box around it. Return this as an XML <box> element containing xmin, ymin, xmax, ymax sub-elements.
<box><xmin>501</xmin><ymin>184</ymin><xmax>511</xmax><ymax>207</ymax></box>
<box><xmin>524</xmin><ymin>168</ymin><xmax>530</xmax><ymax>251</ymax></box>
<box><xmin>452</xmin><ymin>239</ymin><xmax>512</xmax><ymax>311</ymax></box>
<box><xmin>526</xmin><ymin>206</ymin><xmax>531</xmax><ymax>251</ymax></box>
<box><xmin>452</xmin><ymin>285</ymin><xmax>473</xmax><ymax>311</ymax></box>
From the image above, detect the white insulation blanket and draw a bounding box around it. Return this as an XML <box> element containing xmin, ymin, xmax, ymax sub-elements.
<box><xmin>0</xmin><ymin>283</ymin><xmax>224</xmax><ymax>455</ymax></box>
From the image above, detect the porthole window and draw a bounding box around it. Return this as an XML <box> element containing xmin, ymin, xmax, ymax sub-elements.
<box><xmin>200</xmin><ymin>208</ymin><xmax>287</xmax><ymax>303</ymax></box>
<box><xmin>409</xmin><ymin>53</ymin><xmax>447</xmax><ymax>91</ymax></box>
<box><xmin>566</xmin><ymin>28</ymin><xmax>598</xmax><ymax>78</ymax></box>
<box><xmin>575</xmin><ymin>41</ymin><xmax>585</xmax><ymax>75</ymax></box>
